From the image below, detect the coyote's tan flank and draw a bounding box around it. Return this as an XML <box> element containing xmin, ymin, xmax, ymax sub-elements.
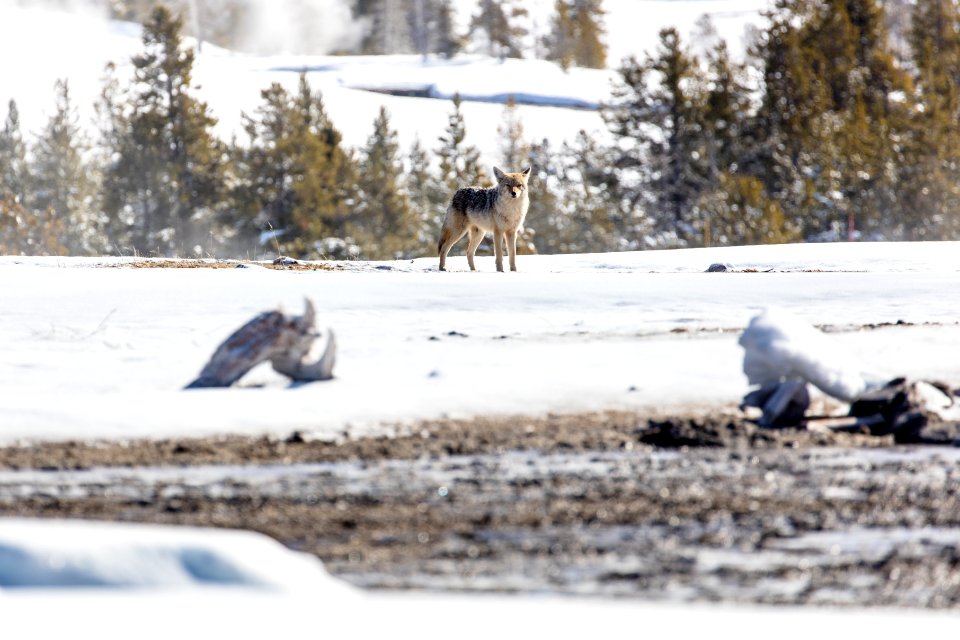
<box><xmin>438</xmin><ymin>166</ymin><xmax>531</xmax><ymax>272</ymax></box>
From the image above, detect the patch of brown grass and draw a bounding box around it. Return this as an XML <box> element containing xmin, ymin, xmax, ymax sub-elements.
<box><xmin>119</xmin><ymin>259</ymin><xmax>342</xmax><ymax>271</ymax></box>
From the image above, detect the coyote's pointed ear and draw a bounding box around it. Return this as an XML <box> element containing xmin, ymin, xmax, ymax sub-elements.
<box><xmin>521</xmin><ymin>167</ymin><xmax>532</xmax><ymax>179</ymax></box>
<box><xmin>493</xmin><ymin>166</ymin><xmax>505</xmax><ymax>182</ymax></box>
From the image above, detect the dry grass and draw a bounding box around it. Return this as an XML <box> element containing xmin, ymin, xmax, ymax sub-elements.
<box><xmin>119</xmin><ymin>259</ymin><xmax>343</xmax><ymax>271</ymax></box>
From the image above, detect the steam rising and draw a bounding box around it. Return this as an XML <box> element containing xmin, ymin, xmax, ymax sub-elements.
<box><xmin>8</xmin><ymin>0</ymin><xmax>367</xmax><ymax>55</ymax></box>
<box><xmin>239</xmin><ymin>0</ymin><xmax>367</xmax><ymax>55</ymax></box>
<box><xmin>5</xmin><ymin>0</ymin><xmax>106</xmax><ymax>18</ymax></box>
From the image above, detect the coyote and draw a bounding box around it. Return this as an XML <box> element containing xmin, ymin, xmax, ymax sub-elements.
<box><xmin>438</xmin><ymin>166</ymin><xmax>531</xmax><ymax>272</ymax></box>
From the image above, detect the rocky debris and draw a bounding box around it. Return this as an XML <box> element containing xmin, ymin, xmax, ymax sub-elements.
<box><xmin>706</xmin><ymin>263</ymin><xmax>773</xmax><ymax>273</ymax></box>
<box><xmin>272</xmin><ymin>256</ymin><xmax>299</xmax><ymax>267</ymax></box>
<box><xmin>848</xmin><ymin>378</ymin><xmax>960</xmax><ymax>444</ymax></box>
<box><xmin>185</xmin><ymin>298</ymin><xmax>335</xmax><ymax>388</ymax></box>
<box><xmin>706</xmin><ymin>263</ymin><xmax>734</xmax><ymax>272</ymax></box>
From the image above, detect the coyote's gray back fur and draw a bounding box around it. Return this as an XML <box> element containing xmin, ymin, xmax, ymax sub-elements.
<box><xmin>437</xmin><ymin>166</ymin><xmax>531</xmax><ymax>272</ymax></box>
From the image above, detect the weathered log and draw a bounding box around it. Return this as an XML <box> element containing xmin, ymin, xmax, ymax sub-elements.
<box><xmin>741</xmin><ymin>379</ymin><xmax>810</xmax><ymax>428</ymax></box>
<box><xmin>185</xmin><ymin>298</ymin><xmax>335</xmax><ymax>389</ymax></box>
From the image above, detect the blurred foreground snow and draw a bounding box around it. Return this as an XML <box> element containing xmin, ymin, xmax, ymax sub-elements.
<box><xmin>2</xmin><ymin>518</ymin><xmax>958</xmax><ymax>639</ymax></box>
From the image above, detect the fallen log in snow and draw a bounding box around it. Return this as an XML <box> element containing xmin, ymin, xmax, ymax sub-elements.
<box><xmin>185</xmin><ymin>298</ymin><xmax>335</xmax><ymax>389</ymax></box>
<box><xmin>739</xmin><ymin>311</ymin><xmax>960</xmax><ymax>442</ymax></box>
<box><xmin>739</xmin><ymin>309</ymin><xmax>872</xmax><ymax>403</ymax></box>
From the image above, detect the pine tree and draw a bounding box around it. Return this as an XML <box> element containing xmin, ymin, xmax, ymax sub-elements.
<box><xmin>696</xmin><ymin>173</ymin><xmax>800</xmax><ymax>247</ymax></box>
<box><xmin>694</xmin><ymin>40</ymin><xmax>773</xmax><ymax>245</ymax></box>
<box><xmin>835</xmin><ymin>0</ymin><xmax>911</xmax><ymax>238</ymax></box>
<box><xmin>360</xmin><ymin>0</ymin><xmax>413</xmax><ymax>54</ymax></box>
<box><xmin>0</xmin><ymin>192</ymin><xmax>68</xmax><ymax>255</ymax></box>
<box><xmin>0</xmin><ymin>100</ymin><xmax>68</xmax><ymax>255</ymax></box>
<box><xmin>701</xmin><ymin>41</ymin><xmax>752</xmax><ymax>178</ymax></box>
<box><xmin>231</xmin><ymin>83</ymin><xmax>297</xmax><ymax>248</ymax></box>
<box><xmin>405</xmin><ymin>136</ymin><xmax>442</xmax><ymax>242</ymax></box>
<box><xmin>109</xmin><ymin>0</ymin><xmax>246</xmax><ymax>52</ymax></box>
<box><xmin>0</xmin><ymin>100</ymin><xmax>29</xmax><ymax>203</ymax></box>
<box><xmin>545</xmin><ymin>0</ymin><xmax>607</xmax><ymax>69</ymax></box>
<box><xmin>524</xmin><ymin>137</ymin><xmax>564</xmax><ymax>253</ymax></box>
<box><xmin>401</xmin><ymin>0</ymin><xmax>462</xmax><ymax>58</ymax></box>
<box><xmin>747</xmin><ymin>3</ymin><xmax>823</xmax><ymax>236</ymax></box>
<box><xmin>752</xmin><ymin>0</ymin><xmax>911</xmax><ymax>241</ymax></box>
<box><xmin>430</xmin><ymin>0</ymin><xmax>461</xmax><ymax>58</ymax></box>
<box><xmin>435</xmin><ymin>93</ymin><xmax>484</xmax><ymax>195</ymax></box>
<box><xmin>901</xmin><ymin>0</ymin><xmax>960</xmax><ymax>238</ymax></box>
<box><xmin>557</xmin><ymin>130</ymin><xmax>622</xmax><ymax>252</ymax></box>
<box><xmin>545</xmin><ymin>0</ymin><xmax>575</xmax><ymax>69</ymax></box>
<box><xmin>0</xmin><ymin>100</ymin><xmax>66</xmax><ymax>255</ymax></box>
<box><xmin>232</xmin><ymin>74</ymin><xmax>357</xmax><ymax>258</ymax></box>
<box><xmin>291</xmin><ymin>76</ymin><xmax>357</xmax><ymax>250</ymax></box>
<box><xmin>492</xmin><ymin>97</ymin><xmax>538</xmax><ymax>254</ymax></box>
<box><xmin>604</xmin><ymin>28</ymin><xmax>707</xmax><ymax>246</ymax></box>
<box><xmin>524</xmin><ymin>133</ymin><xmax>623</xmax><ymax>255</ymax></box>
<box><xmin>103</xmin><ymin>6</ymin><xmax>225</xmax><ymax>255</ymax></box>
<box><xmin>350</xmin><ymin>107</ymin><xmax>419</xmax><ymax>258</ymax></box>
<box><xmin>30</xmin><ymin>80</ymin><xmax>104</xmax><ymax>255</ymax></box>
<box><xmin>497</xmin><ymin>96</ymin><xmax>530</xmax><ymax>170</ymax></box>
<box><xmin>409</xmin><ymin>0</ymin><xmax>431</xmax><ymax>58</ymax></box>
<box><xmin>572</xmin><ymin>0</ymin><xmax>606</xmax><ymax>69</ymax></box>
<box><xmin>94</xmin><ymin>62</ymin><xmax>130</xmax><ymax>250</ymax></box>
<box><xmin>470</xmin><ymin>0</ymin><xmax>528</xmax><ymax>59</ymax></box>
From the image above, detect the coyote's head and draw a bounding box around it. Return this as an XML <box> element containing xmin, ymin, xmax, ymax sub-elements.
<box><xmin>494</xmin><ymin>166</ymin><xmax>532</xmax><ymax>199</ymax></box>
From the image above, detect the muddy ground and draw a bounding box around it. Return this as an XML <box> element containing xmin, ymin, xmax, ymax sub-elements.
<box><xmin>2</xmin><ymin>410</ymin><xmax>960</xmax><ymax>608</ymax></box>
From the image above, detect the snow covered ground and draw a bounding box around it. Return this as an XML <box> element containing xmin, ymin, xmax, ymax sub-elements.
<box><xmin>4</xmin><ymin>2</ymin><xmax>960</xmax><ymax>632</ymax></box>
<box><xmin>0</xmin><ymin>1</ymin><xmax>770</xmax><ymax>166</ymax></box>
<box><xmin>2</xmin><ymin>241</ymin><xmax>960</xmax><ymax>634</ymax></box>
<box><xmin>2</xmin><ymin>241</ymin><xmax>959</xmax><ymax>444</ymax></box>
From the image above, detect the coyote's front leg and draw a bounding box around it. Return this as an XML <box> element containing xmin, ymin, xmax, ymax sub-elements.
<box><xmin>494</xmin><ymin>228</ymin><xmax>505</xmax><ymax>272</ymax></box>
<box><xmin>505</xmin><ymin>229</ymin><xmax>518</xmax><ymax>272</ymax></box>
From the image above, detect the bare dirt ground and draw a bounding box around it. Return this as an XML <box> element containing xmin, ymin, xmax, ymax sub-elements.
<box><xmin>2</xmin><ymin>410</ymin><xmax>960</xmax><ymax>608</ymax></box>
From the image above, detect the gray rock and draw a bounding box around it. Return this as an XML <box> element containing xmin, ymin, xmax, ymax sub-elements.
<box><xmin>706</xmin><ymin>263</ymin><xmax>734</xmax><ymax>272</ymax></box>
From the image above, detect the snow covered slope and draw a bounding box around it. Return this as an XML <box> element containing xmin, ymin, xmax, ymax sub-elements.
<box><xmin>0</xmin><ymin>1</ymin><xmax>769</xmax><ymax>166</ymax></box>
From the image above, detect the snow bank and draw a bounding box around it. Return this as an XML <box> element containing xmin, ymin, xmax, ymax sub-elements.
<box><xmin>0</xmin><ymin>518</ymin><xmax>346</xmax><ymax>592</ymax></box>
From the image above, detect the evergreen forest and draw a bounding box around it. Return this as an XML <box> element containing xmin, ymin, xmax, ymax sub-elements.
<box><xmin>3</xmin><ymin>0</ymin><xmax>960</xmax><ymax>260</ymax></box>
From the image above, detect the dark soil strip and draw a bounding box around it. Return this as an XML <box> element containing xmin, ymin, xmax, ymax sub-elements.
<box><xmin>0</xmin><ymin>410</ymin><xmax>892</xmax><ymax>471</ymax></box>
